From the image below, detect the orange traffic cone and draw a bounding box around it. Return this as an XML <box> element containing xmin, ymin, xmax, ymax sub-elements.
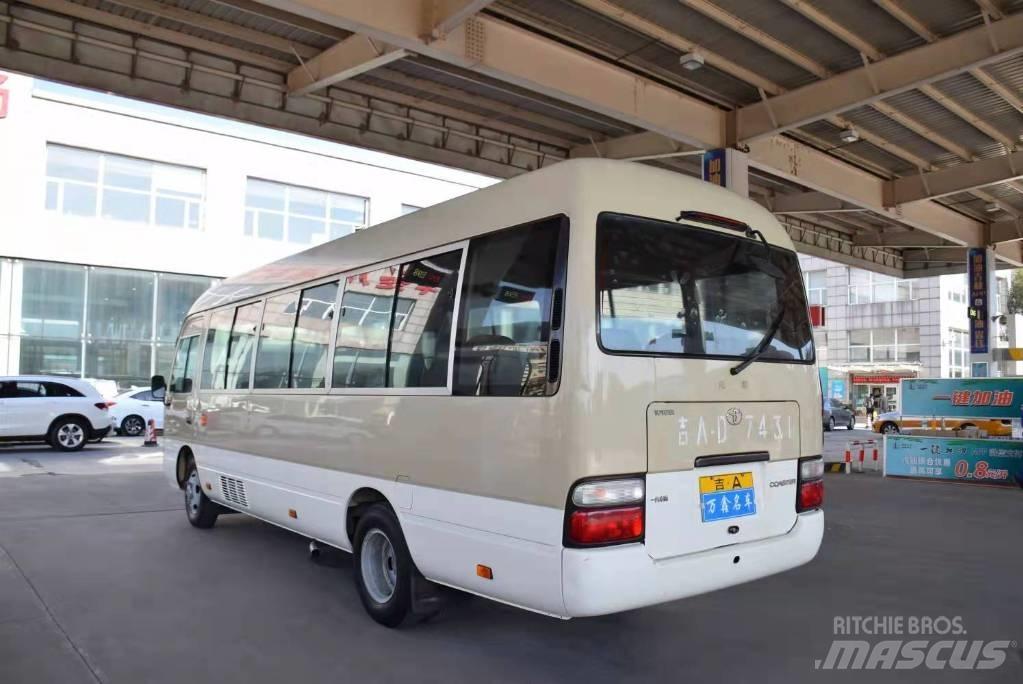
<box><xmin>143</xmin><ymin>419</ymin><xmax>159</xmax><ymax>447</ymax></box>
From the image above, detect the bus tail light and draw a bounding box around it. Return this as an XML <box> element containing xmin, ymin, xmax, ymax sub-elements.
<box><xmin>568</xmin><ymin>507</ymin><xmax>643</xmax><ymax>544</ymax></box>
<box><xmin>797</xmin><ymin>456</ymin><xmax>824</xmax><ymax>512</ymax></box>
<box><xmin>565</xmin><ymin>477</ymin><xmax>645</xmax><ymax>546</ymax></box>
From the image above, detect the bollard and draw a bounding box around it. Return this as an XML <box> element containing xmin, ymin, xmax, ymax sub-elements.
<box><xmin>871</xmin><ymin>442</ymin><xmax>880</xmax><ymax>471</ymax></box>
<box><xmin>843</xmin><ymin>445</ymin><xmax>852</xmax><ymax>474</ymax></box>
<box><xmin>143</xmin><ymin>419</ymin><xmax>159</xmax><ymax>447</ymax></box>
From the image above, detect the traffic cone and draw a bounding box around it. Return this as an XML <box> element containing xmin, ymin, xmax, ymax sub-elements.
<box><xmin>143</xmin><ymin>419</ymin><xmax>159</xmax><ymax>447</ymax></box>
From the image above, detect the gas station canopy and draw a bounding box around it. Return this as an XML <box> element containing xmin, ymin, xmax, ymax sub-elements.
<box><xmin>3</xmin><ymin>0</ymin><xmax>1022</xmax><ymax>276</ymax></box>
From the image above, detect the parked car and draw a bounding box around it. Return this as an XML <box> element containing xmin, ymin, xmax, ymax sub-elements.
<box><xmin>109</xmin><ymin>388</ymin><xmax>165</xmax><ymax>436</ymax></box>
<box><xmin>872</xmin><ymin>411</ymin><xmax>1013</xmax><ymax>436</ymax></box>
<box><xmin>0</xmin><ymin>376</ymin><xmax>112</xmax><ymax>450</ymax></box>
<box><xmin>83</xmin><ymin>377</ymin><xmax>119</xmax><ymax>399</ymax></box>
<box><xmin>822</xmin><ymin>397</ymin><xmax>856</xmax><ymax>431</ymax></box>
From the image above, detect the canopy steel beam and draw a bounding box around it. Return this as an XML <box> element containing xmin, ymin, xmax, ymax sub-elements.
<box><xmin>747</xmin><ymin>136</ymin><xmax>985</xmax><ymax>247</ymax></box>
<box><xmin>287</xmin><ymin>34</ymin><xmax>407</xmax><ymax>96</ymax></box>
<box><xmin>426</xmin><ymin>0</ymin><xmax>497</xmax><ymax>40</ymax></box>
<box><xmin>255</xmin><ymin>0</ymin><xmax>726</xmax><ymax>149</ymax></box>
<box><xmin>101</xmin><ymin>0</ymin><xmax>321</xmax><ymax>59</ymax></box>
<box><xmin>884</xmin><ymin>151</ymin><xmax>1023</xmax><ymax>205</ymax></box>
<box><xmin>731</xmin><ymin>11</ymin><xmax>1023</xmax><ymax>143</ymax></box>
<box><xmin>569</xmin><ymin>0</ymin><xmax>782</xmax><ymax>95</ymax></box>
<box><xmin>770</xmin><ymin>192</ymin><xmax>860</xmax><ymax>214</ymax></box>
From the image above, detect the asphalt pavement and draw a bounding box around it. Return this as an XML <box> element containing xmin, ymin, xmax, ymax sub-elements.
<box><xmin>0</xmin><ymin>434</ymin><xmax>1020</xmax><ymax>683</ymax></box>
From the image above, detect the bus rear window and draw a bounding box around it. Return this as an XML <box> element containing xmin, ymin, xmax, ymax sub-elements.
<box><xmin>596</xmin><ymin>212</ymin><xmax>813</xmax><ymax>363</ymax></box>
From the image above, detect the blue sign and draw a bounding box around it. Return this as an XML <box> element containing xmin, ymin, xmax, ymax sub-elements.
<box><xmin>701</xmin><ymin>487</ymin><xmax>757</xmax><ymax>522</ymax></box>
<box><xmin>830</xmin><ymin>379</ymin><xmax>846</xmax><ymax>400</ymax></box>
<box><xmin>967</xmin><ymin>247</ymin><xmax>988</xmax><ymax>354</ymax></box>
<box><xmin>702</xmin><ymin>148</ymin><xmax>726</xmax><ymax>187</ymax></box>
<box><xmin>900</xmin><ymin>378</ymin><xmax>1023</xmax><ymax>420</ymax></box>
<box><xmin>885</xmin><ymin>435</ymin><xmax>1023</xmax><ymax>488</ymax></box>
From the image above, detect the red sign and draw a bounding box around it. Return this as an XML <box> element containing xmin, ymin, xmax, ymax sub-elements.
<box><xmin>809</xmin><ymin>305</ymin><xmax>825</xmax><ymax>328</ymax></box>
<box><xmin>0</xmin><ymin>74</ymin><xmax>9</xmax><ymax>119</ymax></box>
<box><xmin>851</xmin><ymin>374</ymin><xmax>915</xmax><ymax>385</ymax></box>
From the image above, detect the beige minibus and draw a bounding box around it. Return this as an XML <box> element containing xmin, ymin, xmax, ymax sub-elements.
<box><xmin>156</xmin><ymin>158</ymin><xmax>824</xmax><ymax>627</ymax></box>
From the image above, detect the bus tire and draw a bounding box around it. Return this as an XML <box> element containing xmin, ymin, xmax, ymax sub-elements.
<box><xmin>184</xmin><ymin>461</ymin><xmax>219</xmax><ymax>529</ymax></box>
<box><xmin>352</xmin><ymin>503</ymin><xmax>414</xmax><ymax>628</ymax></box>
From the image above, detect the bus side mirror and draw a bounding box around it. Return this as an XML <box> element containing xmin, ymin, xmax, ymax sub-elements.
<box><xmin>151</xmin><ymin>375</ymin><xmax>167</xmax><ymax>401</ymax></box>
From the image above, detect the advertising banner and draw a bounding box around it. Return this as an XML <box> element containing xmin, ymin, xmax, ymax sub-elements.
<box><xmin>702</xmin><ymin>148</ymin><xmax>726</xmax><ymax>187</ymax></box>
<box><xmin>967</xmin><ymin>247</ymin><xmax>988</xmax><ymax>354</ymax></box>
<box><xmin>900</xmin><ymin>377</ymin><xmax>1023</xmax><ymax>419</ymax></box>
<box><xmin>885</xmin><ymin>435</ymin><xmax>1023</xmax><ymax>488</ymax></box>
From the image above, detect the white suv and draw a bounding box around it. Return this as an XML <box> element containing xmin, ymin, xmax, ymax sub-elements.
<box><xmin>0</xmin><ymin>376</ymin><xmax>113</xmax><ymax>451</ymax></box>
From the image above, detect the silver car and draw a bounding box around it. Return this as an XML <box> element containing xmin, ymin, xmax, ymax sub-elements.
<box><xmin>822</xmin><ymin>398</ymin><xmax>856</xmax><ymax>431</ymax></box>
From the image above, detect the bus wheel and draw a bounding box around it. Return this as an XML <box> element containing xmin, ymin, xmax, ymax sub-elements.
<box><xmin>184</xmin><ymin>462</ymin><xmax>219</xmax><ymax>529</ymax></box>
<box><xmin>353</xmin><ymin>504</ymin><xmax>414</xmax><ymax>628</ymax></box>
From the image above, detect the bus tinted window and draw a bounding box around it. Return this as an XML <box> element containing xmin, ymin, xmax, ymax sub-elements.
<box><xmin>202</xmin><ymin>309</ymin><xmax>233</xmax><ymax>389</ymax></box>
<box><xmin>389</xmin><ymin>250</ymin><xmax>461</xmax><ymax>388</ymax></box>
<box><xmin>227</xmin><ymin>302</ymin><xmax>260</xmax><ymax>390</ymax></box>
<box><xmin>333</xmin><ymin>267</ymin><xmax>400</xmax><ymax>388</ymax></box>
<box><xmin>291</xmin><ymin>281</ymin><xmax>338</xmax><ymax>389</ymax></box>
<box><xmin>597</xmin><ymin>213</ymin><xmax>813</xmax><ymax>362</ymax></box>
<box><xmin>170</xmin><ymin>334</ymin><xmax>200</xmax><ymax>393</ymax></box>
<box><xmin>254</xmin><ymin>292</ymin><xmax>299</xmax><ymax>388</ymax></box>
<box><xmin>454</xmin><ymin>219</ymin><xmax>562</xmax><ymax>396</ymax></box>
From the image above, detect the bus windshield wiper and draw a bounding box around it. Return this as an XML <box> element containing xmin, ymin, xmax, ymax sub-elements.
<box><xmin>730</xmin><ymin>304</ymin><xmax>787</xmax><ymax>376</ymax></box>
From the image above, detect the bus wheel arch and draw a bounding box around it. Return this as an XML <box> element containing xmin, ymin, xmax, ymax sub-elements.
<box><xmin>346</xmin><ymin>487</ymin><xmax>391</xmax><ymax>544</ymax></box>
<box><xmin>175</xmin><ymin>447</ymin><xmax>195</xmax><ymax>489</ymax></box>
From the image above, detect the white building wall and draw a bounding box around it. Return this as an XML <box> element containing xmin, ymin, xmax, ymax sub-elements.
<box><xmin>0</xmin><ymin>73</ymin><xmax>497</xmax><ymax>381</ymax></box>
<box><xmin>0</xmin><ymin>74</ymin><xmax>496</xmax><ymax>280</ymax></box>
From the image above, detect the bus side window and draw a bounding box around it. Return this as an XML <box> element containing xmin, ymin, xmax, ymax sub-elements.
<box><xmin>201</xmin><ymin>309</ymin><xmax>233</xmax><ymax>390</ymax></box>
<box><xmin>388</xmin><ymin>250</ymin><xmax>462</xmax><ymax>388</ymax></box>
<box><xmin>291</xmin><ymin>281</ymin><xmax>338</xmax><ymax>389</ymax></box>
<box><xmin>453</xmin><ymin>218</ymin><xmax>563</xmax><ymax>396</ymax></box>
<box><xmin>253</xmin><ymin>292</ymin><xmax>299</xmax><ymax>389</ymax></box>
<box><xmin>226</xmin><ymin>302</ymin><xmax>261</xmax><ymax>390</ymax></box>
<box><xmin>333</xmin><ymin>267</ymin><xmax>400</xmax><ymax>388</ymax></box>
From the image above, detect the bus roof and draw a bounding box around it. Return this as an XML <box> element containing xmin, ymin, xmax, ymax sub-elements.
<box><xmin>189</xmin><ymin>158</ymin><xmax>790</xmax><ymax>315</ymax></box>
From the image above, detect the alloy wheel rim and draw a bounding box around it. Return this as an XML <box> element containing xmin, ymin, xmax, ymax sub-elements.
<box><xmin>125</xmin><ymin>417</ymin><xmax>144</xmax><ymax>435</ymax></box>
<box><xmin>361</xmin><ymin>528</ymin><xmax>397</xmax><ymax>604</ymax></box>
<box><xmin>185</xmin><ymin>469</ymin><xmax>201</xmax><ymax>518</ymax></box>
<box><xmin>58</xmin><ymin>423</ymin><xmax>84</xmax><ymax>448</ymax></box>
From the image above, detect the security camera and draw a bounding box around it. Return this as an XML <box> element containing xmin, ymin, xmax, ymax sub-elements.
<box><xmin>839</xmin><ymin>127</ymin><xmax>860</xmax><ymax>144</ymax></box>
<box><xmin>680</xmin><ymin>51</ymin><xmax>705</xmax><ymax>71</ymax></box>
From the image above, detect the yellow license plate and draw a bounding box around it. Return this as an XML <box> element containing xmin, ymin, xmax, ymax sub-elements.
<box><xmin>699</xmin><ymin>471</ymin><xmax>754</xmax><ymax>494</ymax></box>
<box><xmin>699</xmin><ymin>471</ymin><xmax>756</xmax><ymax>522</ymax></box>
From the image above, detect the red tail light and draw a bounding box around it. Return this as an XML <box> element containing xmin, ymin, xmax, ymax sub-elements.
<box><xmin>798</xmin><ymin>479</ymin><xmax>824</xmax><ymax>511</ymax></box>
<box><xmin>568</xmin><ymin>507</ymin><xmax>644</xmax><ymax>545</ymax></box>
<box><xmin>94</xmin><ymin>402</ymin><xmax>113</xmax><ymax>410</ymax></box>
<box><xmin>797</xmin><ymin>456</ymin><xmax>824</xmax><ymax>512</ymax></box>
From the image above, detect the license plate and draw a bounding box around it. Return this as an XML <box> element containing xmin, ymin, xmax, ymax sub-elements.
<box><xmin>699</xmin><ymin>471</ymin><xmax>757</xmax><ymax>522</ymax></box>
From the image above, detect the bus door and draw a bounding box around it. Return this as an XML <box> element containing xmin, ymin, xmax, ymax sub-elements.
<box><xmin>165</xmin><ymin>315</ymin><xmax>205</xmax><ymax>442</ymax></box>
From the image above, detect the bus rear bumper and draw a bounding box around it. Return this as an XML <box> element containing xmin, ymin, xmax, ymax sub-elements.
<box><xmin>561</xmin><ymin>509</ymin><xmax>823</xmax><ymax>617</ymax></box>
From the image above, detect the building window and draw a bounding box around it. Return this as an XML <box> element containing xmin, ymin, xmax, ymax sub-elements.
<box><xmin>848</xmin><ymin>328</ymin><xmax>920</xmax><ymax>363</ymax></box>
<box><xmin>45</xmin><ymin>144</ymin><xmax>204</xmax><ymax>229</ymax></box>
<box><xmin>948</xmin><ymin>328</ymin><xmax>969</xmax><ymax>378</ymax></box>
<box><xmin>244</xmin><ymin>178</ymin><xmax>368</xmax><ymax>245</ymax></box>
<box><xmin>804</xmin><ymin>270</ymin><xmax>826</xmax><ymax>307</ymax></box>
<box><xmin>11</xmin><ymin>259</ymin><xmax>216</xmax><ymax>389</ymax></box>
<box><xmin>848</xmin><ymin>270</ymin><xmax>915</xmax><ymax>304</ymax></box>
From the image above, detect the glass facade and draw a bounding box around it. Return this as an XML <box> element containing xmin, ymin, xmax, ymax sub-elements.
<box><xmin>45</xmin><ymin>144</ymin><xmax>205</xmax><ymax>229</ymax></box>
<box><xmin>2</xmin><ymin>260</ymin><xmax>217</xmax><ymax>389</ymax></box>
